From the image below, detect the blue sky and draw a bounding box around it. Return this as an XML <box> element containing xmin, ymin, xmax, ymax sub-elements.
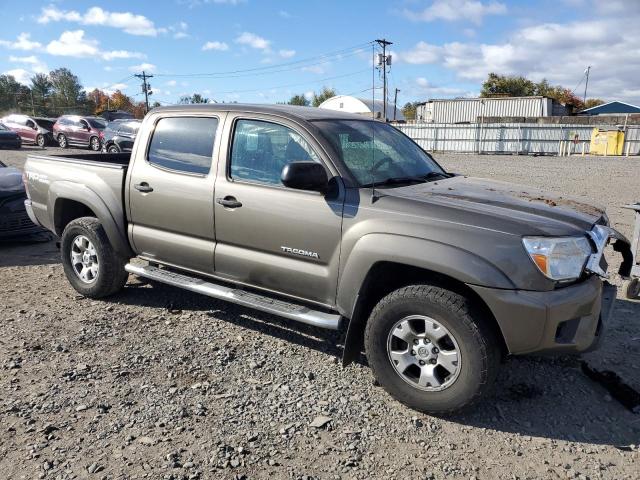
<box><xmin>1</xmin><ymin>0</ymin><xmax>638</xmax><ymax>106</ymax></box>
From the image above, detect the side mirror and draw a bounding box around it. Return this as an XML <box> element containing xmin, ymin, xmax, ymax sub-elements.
<box><xmin>281</xmin><ymin>161</ymin><xmax>328</xmax><ymax>193</ymax></box>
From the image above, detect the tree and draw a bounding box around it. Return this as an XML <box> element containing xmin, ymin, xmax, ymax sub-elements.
<box><xmin>312</xmin><ymin>86</ymin><xmax>336</xmax><ymax>107</ymax></box>
<box><xmin>481</xmin><ymin>73</ymin><xmax>537</xmax><ymax>97</ymax></box>
<box><xmin>49</xmin><ymin>68</ymin><xmax>86</xmax><ymax>114</ymax></box>
<box><xmin>287</xmin><ymin>93</ymin><xmax>309</xmax><ymax>106</ymax></box>
<box><xmin>583</xmin><ymin>98</ymin><xmax>605</xmax><ymax>109</ymax></box>
<box><xmin>179</xmin><ymin>93</ymin><xmax>210</xmax><ymax>104</ymax></box>
<box><xmin>30</xmin><ymin>73</ymin><xmax>52</xmax><ymax>115</ymax></box>
<box><xmin>0</xmin><ymin>74</ymin><xmax>27</xmax><ymax>113</ymax></box>
<box><xmin>402</xmin><ymin>101</ymin><xmax>420</xmax><ymax>121</ymax></box>
<box><xmin>87</xmin><ymin>88</ymin><xmax>111</xmax><ymax>115</ymax></box>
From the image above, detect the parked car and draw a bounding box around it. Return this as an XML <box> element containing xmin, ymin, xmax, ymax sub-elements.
<box><xmin>0</xmin><ymin>122</ymin><xmax>22</xmax><ymax>149</ymax></box>
<box><xmin>100</xmin><ymin>120</ymin><xmax>141</xmax><ymax>153</ymax></box>
<box><xmin>0</xmin><ymin>160</ymin><xmax>42</xmax><ymax>238</ymax></box>
<box><xmin>99</xmin><ymin>109</ymin><xmax>135</xmax><ymax>122</ymax></box>
<box><xmin>53</xmin><ymin>115</ymin><xmax>107</xmax><ymax>151</ymax></box>
<box><xmin>1</xmin><ymin>114</ymin><xmax>55</xmax><ymax>147</ymax></box>
<box><xmin>23</xmin><ymin>104</ymin><xmax>632</xmax><ymax>414</ymax></box>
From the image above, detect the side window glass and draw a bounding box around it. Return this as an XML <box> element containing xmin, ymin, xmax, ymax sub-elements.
<box><xmin>148</xmin><ymin>117</ymin><xmax>218</xmax><ymax>174</ymax></box>
<box><xmin>230</xmin><ymin>119</ymin><xmax>320</xmax><ymax>186</ymax></box>
<box><xmin>80</xmin><ymin>120</ymin><xmax>88</xmax><ymax>129</ymax></box>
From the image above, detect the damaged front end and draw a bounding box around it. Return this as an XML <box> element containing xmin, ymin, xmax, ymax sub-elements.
<box><xmin>585</xmin><ymin>224</ymin><xmax>633</xmax><ymax>279</ymax></box>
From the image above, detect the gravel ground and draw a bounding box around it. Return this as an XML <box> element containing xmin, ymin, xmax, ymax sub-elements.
<box><xmin>1</xmin><ymin>148</ymin><xmax>639</xmax><ymax>480</ymax></box>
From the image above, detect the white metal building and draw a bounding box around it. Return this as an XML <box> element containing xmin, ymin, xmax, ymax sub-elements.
<box><xmin>318</xmin><ymin>95</ymin><xmax>404</xmax><ymax>121</ymax></box>
<box><xmin>416</xmin><ymin>96</ymin><xmax>559</xmax><ymax>123</ymax></box>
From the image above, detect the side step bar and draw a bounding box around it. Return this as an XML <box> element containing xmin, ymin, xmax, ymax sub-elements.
<box><xmin>124</xmin><ymin>263</ymin><xmax>341</xmax><ymax>330</ymax></box>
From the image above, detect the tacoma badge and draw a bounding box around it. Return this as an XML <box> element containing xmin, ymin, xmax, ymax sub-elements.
<box><xmin>281</xmin><ymin>246</ymin><xmax>319</xmax><ymax>259</ymax></box>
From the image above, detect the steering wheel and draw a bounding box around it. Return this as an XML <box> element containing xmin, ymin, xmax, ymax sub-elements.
<box><xmin>370</xmin><ymin>156</ymin><xmax>394</xmax><ymax>175</ymax></box>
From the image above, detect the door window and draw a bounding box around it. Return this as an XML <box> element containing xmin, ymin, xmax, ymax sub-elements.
<box><xmin>147</xmin><ymin>117</ymin><xmax>218</xmax><ymax>175</ymax></box>
<box><xmin>229</xmin><ymin>119</ymin><xmax>320</xmax><ymax>186</ymax></box>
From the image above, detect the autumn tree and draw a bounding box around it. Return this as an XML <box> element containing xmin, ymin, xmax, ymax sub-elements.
<box><xmin>583</xmin><ymin>98</ymin><xmax>605</xmax><ymax>109</ymax></box>
<box><xmin>402</xmin><ymin>101</ymin><xmax>420</xmax><ymax>121</ymax></box>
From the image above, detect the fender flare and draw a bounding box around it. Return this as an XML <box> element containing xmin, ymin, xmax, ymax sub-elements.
<box><xmin>49</xmin><ymin>181</ymin><xmax>132</xmax><ymax>256</ymax></box>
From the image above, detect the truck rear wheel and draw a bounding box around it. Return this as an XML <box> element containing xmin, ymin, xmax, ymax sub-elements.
<box><xmin>364</xmin><ymin>284</ymin><xmax>500</xmax><ymax>415</ymax></box>
<box><xmin>61</xmin><ymin>217</ymin><xmax>128</xmax><ymax>298</ymax></box>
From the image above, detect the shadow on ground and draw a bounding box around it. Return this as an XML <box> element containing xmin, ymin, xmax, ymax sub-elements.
<box><xmin>0</xmin><ymin>234</ymin><xmax>58</xmax><ymax>267</ymax></box>
<box><xmin>107</xmin><ymin>280</ymin><xmax>640</xmax><ymax>447</ymax></box>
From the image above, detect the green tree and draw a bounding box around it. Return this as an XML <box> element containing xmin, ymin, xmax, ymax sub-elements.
<box><xmin>179</xmin><ymin>93</ymin><xmax>210</xmax><ymax>104</ymax></box>
<box><xmin>49</xmin><ymin>68</ymin><xmax>87</xmax><ymax>114</ymax></box>
<box><xmin>583</xmin><ymin>98</ymin><xmax>605</xmax><ymax>109</ymax></box>
<box><xmin>481</xmin><ymin>73</ymin><xmax>537</xmax><ymax>97</ymax></box>
<box><xmin>402</xmin><ymin>101</ymin><xmax>420</xmax><ymax>121</ymax></box>
<box><xmin>30</xmin><ymin>73</ymin><xmax>52</xmax><ymax>115</ymax></box>
<box><xmin>287</xmin><ymin>93</ymin><xmax>309</xmax><ymax>106</ymax></box>
<box><xmin>311</xmin><ymin>86</ymin><xmax>336</xmax><ymax>107</ymax></box>
<box><xmin>0</xmin><ymin>74</ymin><xmax>26</xmax><ymax>113</ymax></box>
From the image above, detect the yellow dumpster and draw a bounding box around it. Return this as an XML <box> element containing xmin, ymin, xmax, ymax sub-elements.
<box><xmin>590</xmin><ymin>128</ymin><xmax>625</xmax><ymax>155</ymax></box>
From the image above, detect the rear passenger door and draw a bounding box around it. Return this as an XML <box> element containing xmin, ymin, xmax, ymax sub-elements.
<box><xmin>213</xmin><ymin>114</ymin><xmax>344</xmax><ymax>307</ymax></box>
<box><xmin>128</xmin><ymin>113</ymin><xmax>225</xmax><ymax>273</ymax></box>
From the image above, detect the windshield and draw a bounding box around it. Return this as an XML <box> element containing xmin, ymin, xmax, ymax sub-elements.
<box><xmin>36</xmin><ymin>120</ymin><xmax>55</xmax><ymax>130</ymax></box>
<box><xmin>313</xmin><ymin>120</ymin><xmax>445</xmax><ymax>186</ymax></box>
<box><xmin>87</xmin><ymin>118</ymin><xmax>107</xmax><ymax>129</ymax></box>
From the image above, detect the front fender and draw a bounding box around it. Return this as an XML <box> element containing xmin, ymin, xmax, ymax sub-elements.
<box><xmin>49</xmin><ymin>181</ymin><xmax>132</xmax><ymax>256</ymax></box>
<box><xmin>336</xmin><ymin>233</ymin><xmax>516</xmax><ymax>316</ymax></box>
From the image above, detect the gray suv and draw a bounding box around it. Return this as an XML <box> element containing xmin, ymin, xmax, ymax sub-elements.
<box><xmin>23</xmin><ymin>104</ymin><xmax>632</xmax><ymax>414</ymax></box>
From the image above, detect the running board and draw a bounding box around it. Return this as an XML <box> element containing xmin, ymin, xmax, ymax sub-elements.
<box><xmin>124</xmin><ymin>263</ymin><xmax>341</xmax><ymax>330</ymax></box>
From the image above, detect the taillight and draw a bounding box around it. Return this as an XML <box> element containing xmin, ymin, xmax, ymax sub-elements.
<box><xmin>99</xmin><ymin>131</ymin><xmax>104</xmax><ymax>139</ymax></box>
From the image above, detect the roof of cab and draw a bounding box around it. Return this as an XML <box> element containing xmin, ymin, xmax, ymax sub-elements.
<box><xmin>151</xmin><ymin>103</ymin><xmax>377</xmax><ymax>122</ymax></box>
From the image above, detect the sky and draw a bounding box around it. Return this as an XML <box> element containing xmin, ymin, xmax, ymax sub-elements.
<box><xmin>1</xmin><ymin>0</ymin><xmax>639</xmax><ymax>106</ymax></box>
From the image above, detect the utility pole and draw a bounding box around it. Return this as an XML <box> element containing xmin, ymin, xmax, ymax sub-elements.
<box><xmin>393</xmin><ymin>88</ymin><xmax>400</xmax><ymax>121</ymax></box>
<box><xmin>375</xmin><ymin>38</ymin><xmax>392</xmax><ymax>121</ymax></box>
<box><xmin>134</xmin><ymin>71</ymin><xmax>154</xmax><ymax>113</ymax></box>
<box><xmin>583</xmin><ymin>66</ymin><xmax>591</xmax><ymax>103</ymax></box>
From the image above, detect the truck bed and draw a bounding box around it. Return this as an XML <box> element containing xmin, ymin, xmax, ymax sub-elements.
<box><xmin>27</xmin><ymin>152</ymin><xmax>131</xmax><ymax>167</ymax></box>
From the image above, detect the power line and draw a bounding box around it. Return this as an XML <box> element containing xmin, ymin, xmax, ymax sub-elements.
<box><xmin>375</xmin><ymin>39</ymin><xmax>392</xmax><ymax>121</ymax></box>
<box><xmin>152</xmin><ymin>42</ymin><xmax>373</xmax><ymax>78</ymax></box>
<box><xmin>134</xmin><ymin>71</ymin><xmax>153</xmax><ymax>113</ymax></box>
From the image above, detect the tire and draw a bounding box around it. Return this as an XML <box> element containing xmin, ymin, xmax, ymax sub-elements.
<box><xmin>36</xmin><ymin>134</ymin><xmax>46</xmax><ymax>148</ymax></box>
<box><xmin>61</xmin><ymin>217</ymin><xmax>129</xmax><ymax>298</ymax></box>
<box><xmin>625</xmin><ymin>278</ymin><xmax>640</xmax><ymax>300</ymax></box>
<box><xmin>365</xmin><ymin>284</ymin><xmax>500</xmax><ymax>415</ymax></box>
<box><xmin>90</xmin><ymin>136</ymin><xmax>101</xmax><ymax>151</ymax></box>
<box><xmin>58</xmin><ymin>134</ymin><xmax>68</xmax><ymax>148</ymax></box>
<box><xmin>107</xmin><ymin>144</ymin><xmax>120</xmax><ymax>154</ymax></box>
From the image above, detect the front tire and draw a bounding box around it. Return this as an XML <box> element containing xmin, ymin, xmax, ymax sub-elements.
<box><xmin>36</xmin><ymin>134</ymin><xmax>46</xmax><ymax>148</ymax></box>
<box><xmin>61</xmin><ymin>217</ymin><xmax>128</xmax><ymax>298</ymax></box>
<box><xmin>58</xmin><ymin>134</ymin><xmax>68</xmax><ymax>148</ymax></box>
<box><xmin>365</xmin><ymin>284</ymin><xmax>500</xmax><ymax>415</ymax></box>
<box><xmin>107</xmin><ymin>144</ymin><xmax>120</xmax><ymax>153</ymax></box>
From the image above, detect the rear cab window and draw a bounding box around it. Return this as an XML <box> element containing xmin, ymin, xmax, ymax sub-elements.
<box><xmin>147</xmin><ymin>117</ymin><xmax>218</xmax><ymax>175</ymax></box>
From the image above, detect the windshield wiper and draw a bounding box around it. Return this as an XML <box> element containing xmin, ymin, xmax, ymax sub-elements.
<box><xmin>421</xmin><ymin>171</ymin><xmax>452</xmax><ymax>180</ymax></box>
<box><xmin>361</xmin><ymin>176</ymin><xmax>427</xmax><ymax>188</ymax></box>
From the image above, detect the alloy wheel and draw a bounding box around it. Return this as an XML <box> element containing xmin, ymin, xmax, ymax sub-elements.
<box><xmin>70</xmin><ymin>235</ymin><xmax>99</xmax><ymax>284</ymax></box>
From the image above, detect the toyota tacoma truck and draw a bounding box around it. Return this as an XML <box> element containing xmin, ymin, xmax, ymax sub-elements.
<box><xmin>23</xmin><ymin>104</ymin><xmax>633</xmax><ymax>414</ymax></box>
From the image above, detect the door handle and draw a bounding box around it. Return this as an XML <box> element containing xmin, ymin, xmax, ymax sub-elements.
<box><xmin>216</xmin><ymin>196</ymin><xmax>242</xmax><ymax>208</ymax></box>
<box><xmin>134</xmin><ymin>182</ymin><xmax>154</xmax><ymax>193</ymax></box>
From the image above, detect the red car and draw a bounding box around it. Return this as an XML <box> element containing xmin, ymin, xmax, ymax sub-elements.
<box><xmin>1</xmin><ymin>114</ymin><xmax>55</xmax><ymax>147</ymax></box>
<box><xmin>53</xmin><ymin>115</ymin><xmax>107</xmax><ymax>151</ymax></box>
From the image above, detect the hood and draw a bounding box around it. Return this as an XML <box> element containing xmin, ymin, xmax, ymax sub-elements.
<box><xmin>0</xmin><ymin>166</ymin><xmax>25</xmax><ymax>195</ymax></box>
<box><xmin>0</xmin><ymin>130</ymin><xmax>19</xmax><ymax>138</ymax></box>
<box><xmin>379</xmin><ymin>176</ymin><xmax>605</xmax><ymax>237</ymax></box>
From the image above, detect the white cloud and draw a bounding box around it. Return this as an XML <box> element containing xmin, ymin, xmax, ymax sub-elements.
<box><xmin>166</xmin><ymin>80</ymin><xmax>177</xmax><ymax>87</ymax></box>
<box><xmin>397</xmin><ymin>16</ymin><xmax>640</xmax><ymax>103</ymax></box>
<box><xmin>38</xmin><ymin>5</ymin><xmax>158</xmax><ymax>36</ymax></box>
<box><xmin>235</xmin><ymin>32</ymin><xmax>270</xmax><ymax>50</ymax></box>
<box><xmin>415</xmin><ymin>77</ymin><xmax>471</xmax><ymax>97</ymax></box>
<box><xmin>403</xmin><ymin>0</ymin><xmax>506</xmax><ymax>25</ymax></box>
<box><xmin>45</xmin><ymin>30</ymin><xmax>145</xmax><ymax>61</ymax></box>
<box><xmin>279</xmin><ymin>10</ymin><xmax>291</xmax><ymax>18</ymax></box>
<box><xmin>168</xmin><ymin>21</ymin><xmax>190</xmax><ymax>39</ymax></box>
<box><xmin>129</xmin><ymin>62</ymin><xmax>156</xmax><ymax>73</ymax></box>
<box><xmin>8</xmin><ymin>55</ymin><xmax>48</xmax><ymax>74</ymax></box>
<box><xmin>4</xmin><ymin>68</ymin><xmax>32</xmax><ymax>84</ymax></box>
<box><xmin>174</xmin><ymin>32</ymin><xmax>189</xmax><ymax>39</ymax></box>
<box><xmin>0</xmin><ymin>33</ymin><xmax>42</xmax><ymax>51</ymax></box>
<box><xmin>202</xmin><ymin>41</ymin><xmax>229</xmax><ymax>51</ymax></box>
<box><xmin>279</xmin><ymin>49</ymin><xmax>296</xmax><ymax>59</ymax></box>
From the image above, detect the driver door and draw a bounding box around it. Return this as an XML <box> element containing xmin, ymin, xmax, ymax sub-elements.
<box><xmin>213</xmin><ymin>115</ymin><xmax>344</xmax><ymax>307</ymax></box>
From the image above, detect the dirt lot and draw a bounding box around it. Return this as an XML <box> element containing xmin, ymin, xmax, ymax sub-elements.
<box><xmin>1</xmin><ymin>147</ymin><xmax>639</xmax><ymax>480</ymax></box>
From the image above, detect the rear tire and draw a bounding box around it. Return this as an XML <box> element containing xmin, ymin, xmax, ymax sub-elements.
<box><xmin>58</xmin><ymin>134</ymin><xmax>68</xmax><ymax>148</ymax></box>
<box><xmin>107</xmin><ymin>144</ymin><xmax>120</xmax><ymax>153</ymax></box>
<box><xmin>61</xmin><ymin>217</ymin><xmax>128</xmax><ymax>298</ymax></box>
<box><xmin>625</xmin><ymin>278</ymin><xmax>640</xmax><ymax>299</ymax></box>
<box><xmin>36</xmin><ymin>134</ymin><xmax>46</xmax><ymax>148</ymax></box>
<box><xmin>90</xmin><ymin>136</ymin><xmax>100</xmax><ymax>151</ymax></box>
<box><xmin>365</xmin><ymin>284</ymin><xmax>500</xmax><ymax>415</ymax></box>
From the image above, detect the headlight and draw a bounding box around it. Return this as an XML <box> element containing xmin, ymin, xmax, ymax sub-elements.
<box><xmin>522</xmin><ymin>236</ymin><xmax>592</xmax><ymax>281</ymax></box>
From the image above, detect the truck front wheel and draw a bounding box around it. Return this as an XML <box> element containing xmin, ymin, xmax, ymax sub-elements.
<box><xmin>364</xmin><ymin>284</ymin><xmax>500</xmax><ymax>415</ymax></box>
<box><xmin>61</xmin><ymin>217</ymin><xmax>129</xmax><ymax>298</ymax></box>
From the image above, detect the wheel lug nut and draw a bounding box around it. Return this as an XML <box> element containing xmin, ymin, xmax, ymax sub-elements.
<box><xmin>413</xmin><ymin>339</ymin><xmax>419</xmax><ymax>345</ymax></box>
<box><xmin>432</xmin><ymin>347</ymin><xmax>439</xmax><ymax>354</ymax></box>
<box><xmin>410</xmin><ymin>350</ymin><xmax>416</xmax><ymax>356</ymax></box>
<box><xmin>430</xmin><ymin>359</ymin><xmax>437</xmax><ymax>364</ymax></box>
<box><xmin>419</xmin><ymin>360</ymin><xmax>425</xmax><ymax>366</ymax></box>
<box><xmin>423</xmin><ymin>338</ymin><xmax>430</xmax><ymax>344</ymax></box>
